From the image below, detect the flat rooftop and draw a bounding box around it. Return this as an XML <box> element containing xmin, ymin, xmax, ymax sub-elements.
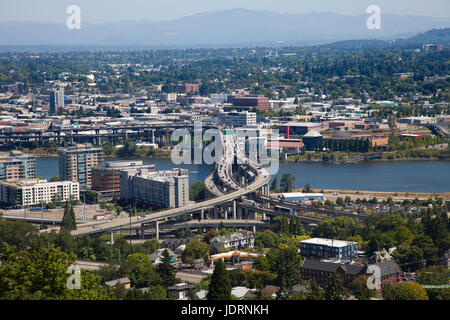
<box><xmin>300</xmin><ymin>237</ymin><xmax>356</xmax><ymax>248</ymax></box>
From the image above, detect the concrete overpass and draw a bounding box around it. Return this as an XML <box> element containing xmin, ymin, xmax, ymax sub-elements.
<box><xmin>253</xmin><ymin>194</ymin><xmax>369</xmax><ymax>222</ymax></box>
<box><xmin>66</xmin><ymin>129</ymin><xmax>271</xmax><ymax>238</ymax></box>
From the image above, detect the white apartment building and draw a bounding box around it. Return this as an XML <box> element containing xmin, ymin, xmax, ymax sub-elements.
<box><xmin>0</xmin><ymin>179</ymin><xmax>79</xmax><ymax>207</ymax></box>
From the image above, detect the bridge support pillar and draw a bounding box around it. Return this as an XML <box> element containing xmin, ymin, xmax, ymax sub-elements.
<box><xmin>233</xmin><ymin>201</ymin><xmax>236</xmax><ymax>220</ymax></box>
<box><xmin>110</xmin><ymin>232</ymin><xmax>114</xmax><ymax>245</ymax></box>
<box><xmin>224</xmin><ymin>207</ymin><xmax>228</xmax><ymax>220</ymax></box>
<box><xmin>155</xmin><ymin>221</ymin><xmax>159</xmax><ymax>240</ymax></box>
<box><xmin>253</xmin><ymin>225</ymin><xmax>256</xmax><ymax>233</ymax></box>
<box><xmin>200</xmin><ymin>208</ymin><xmax>204</xmax><ymax>220</ymax></box>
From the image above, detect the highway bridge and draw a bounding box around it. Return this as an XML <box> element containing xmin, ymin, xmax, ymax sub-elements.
<box><xmin>65</xmin><ymin>128</ymin><xmax>271</xmax><ymax>238</ymax></box>
<box><xmin>253</xmin><ymin>194</ymin><xmax>369</xmax><ymax>222</ymax></box>
<box><xmin>36</xmin><ymin>126</ymin><xmax>368</xmax><ymax>240</ymax></box>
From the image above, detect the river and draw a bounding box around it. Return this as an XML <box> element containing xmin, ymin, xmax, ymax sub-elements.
<box><xmin>36</xmin><ymin>157</ymin><xmax>450</xmax><ymax>193</ymax></box>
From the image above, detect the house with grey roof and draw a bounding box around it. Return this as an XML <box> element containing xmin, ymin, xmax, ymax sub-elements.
<box><xmin>167</xmin><ymin>283</ymin><xmax>194</xmax><ymax>300</ymax></box>
<box><xmin>104</xmin><ymin>277</ymin><xmax>131</xmax><ymax>289</ymax></box>
<box><xmin>210</xmin><ymin>231</ymin><xmax>254</xmax><ymax>251</ymax></box>
<box><xmin>368</xmin><ymin>260</ymin><xmax>402</xmax><ymax>286</ymax></box>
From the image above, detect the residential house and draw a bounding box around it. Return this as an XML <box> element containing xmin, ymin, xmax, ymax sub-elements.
<box><xmin>167</xmin><ymin>283</ymin><xmax>194</xmax><ymax>300</ymax></box>
<box><xmin>104</xmin><ymin>277</ymin><xmax>131</xmax><ymax>289</ymax></box>
<box><xmin>210</xmin><ymin>231</ymin><xmax>254</xmax><ymax>251</ymax></box>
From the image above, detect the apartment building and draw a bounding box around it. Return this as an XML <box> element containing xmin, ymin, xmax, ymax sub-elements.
<box><xmin>91</xmin><ymin>160</ymin><xmax>155</xmax><ymax>192</ymax></box>
<box><xmin>300</xmin><ymin>238</ymin><xmax>358</xmax><ymax>260</ymax></box>
<box><xmin>0</xmin><ymin>151</ymin><xmax>36</xmax><ymax>181</ymax></box>
<box><xmin>58</xmin><ymin>144</ymin><xmax>104</xmax><ymax>190</ymax></box>
<box><xmin>0</xmin><ymin>179</ymin><xmax>79</xmax><ymax>208</ymax></box>
<box><xmin>120</xmin><ymin>168</ymin><xmax>189</xmax><ymax>208</ymax></box>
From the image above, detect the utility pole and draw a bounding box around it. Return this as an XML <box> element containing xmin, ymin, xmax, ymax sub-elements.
<box><xmin>83</xmin><ymin>193</ymin><xmax>86</xmax><ymax>221</ymax></box>
<box><xmin>40</xmin><ymin>201</ymin><xmax>44</xmax><ymax>230</ymax></box>
<box><xmin>129</xmin><ymin>205</ymin><xmax>133</xmax><ymax>252</ymax></box>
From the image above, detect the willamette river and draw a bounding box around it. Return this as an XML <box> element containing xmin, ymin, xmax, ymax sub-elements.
<box><xmin>36</xmin><ymin>157</ymin><xmax>450</xmax><ymax>193</ymax></box>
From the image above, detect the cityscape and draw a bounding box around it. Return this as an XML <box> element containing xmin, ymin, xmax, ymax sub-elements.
<box><xmin>0</xmin><ymin>1</ymin><xmax>449</xmax><ymax>308</ymax></box>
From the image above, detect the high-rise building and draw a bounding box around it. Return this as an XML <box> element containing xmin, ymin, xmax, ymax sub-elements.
<box><xmin>58</xmin><ymin>144</ymin><xmax>104</xmax><ymax>190</ymax></box>
<box><xmin>0</xmin><ymin>179</ymin><xmax>79</xmax><ymax>208</ymax></box>
<box><xmin>92</xmin><ymin>160</ymin><xmax>155</xmax><ymax>192</ymax></box>
<box><xmin>120</xmin><ymin>168</ymin><xmax>189</xmax><ymax>208</ymax></box>
<box><xmin>49</xmin><ymin>87</ymin><xmax>64</xmax><ymax>114</ymax></box>
<box><xmin>0</xmin><ymin>151</ymin><xmax>36</xmax><ymax>181</ymax></box>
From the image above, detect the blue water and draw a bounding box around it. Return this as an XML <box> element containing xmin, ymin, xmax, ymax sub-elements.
<box><xmin>272</xmin><ymin>160</ymin><xmax>450</xmax><ymax>193</ymax></box>
<box><xmin>36</xmin><ymin>157</ymin><xmax>450</xmax><ymax>193</ymax></box>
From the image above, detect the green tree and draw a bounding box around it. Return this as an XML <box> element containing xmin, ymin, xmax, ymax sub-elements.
<box><xmin>270</xmin><ymin>177</ymin><xmax>278</xmax><ymax>192</ymax></box>
<box><xmin>382</xmin><ymin>282</ymin><xmax>428</xmax><ymax>300</ymax></box>
<box><xmin>324</xmin><ymin>272</ymin><xmax>347</xmax><ymax>300</ymax></box>
<box><xmin>254</xmin><ymin>255</ymin><xmax>271</xmax><ymax>272</ymax></box>
<box><xmin>273</xmin><ymin>247</ymin><xmax>302</xmax><ymax>292</ymax></box>
<box><xmin>0</xmin><ymin>243</ymin><xmax>109</xmax><ymax>300</ymax></box>
<box><xmin>142</xmin><ymin>239</ymin><xmax>161</xmax><ymax>255</ymax></box>
<box><xmin>302</xmin><ymin>183</ymin><xmax>312</xmax><ymax>193</ymax></box>
<box><xmin>0</xmin><ymin>220</ymin><xmax>38</xmax><ymax>250</ymax></box>
<box><xmin>189</xmin><ymin>181</ymin><xmax>207</xmax><ymax>202</ymax></box>
<box><xmin>61</xmin><ymin>200</ymin><xmax>77</xmax><ymax>231</ymax></box>
<box><xmin>181</xmin><ymin>240</ymin><xmax>210</xmax><ymax>265</ymax></box>
<box><xmin>351</xmin><ymin>275</ymin><xmax>376</xmax><ymax>300</ymax></box>
<box><xmin>307</xmin><ymin>280</ymin><xmax>324</xmax><ymax>300</ymax></box>
<box><xmin>207</xmin><ymin>259</ymin><xmax>231</xmax><ymax>300</ymax></box>
<box><xmin>85</xmin><ymin>190</ymin><xmax>98</xmax><ymax>204</ymax></box>
<box><xmin>120</xmin><ymin>253</ymin><xmax>159</xmax><ymax>288</ymax></box>
<box><xmin>156</xmin><ymin>249</ymin><xmax>177</xmax><ymax>288</ymax></box>
<box><xmin>280</xmin><ymin>174</ymin><xmax>295</xmax><ymax>193</ymax></box>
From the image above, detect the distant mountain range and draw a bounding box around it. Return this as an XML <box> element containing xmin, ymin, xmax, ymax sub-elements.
<box><xmin>0</xmin><ymin>9</ymin><xmax>449</xmax><ymax>48</ymax></box>
<box><xmin>322</xmin><ymin>28</ymin><xmax>450</xmax><ymax>50</ymax></box>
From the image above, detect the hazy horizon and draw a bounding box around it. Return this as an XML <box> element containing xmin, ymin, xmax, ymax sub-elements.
<box><xmin>0</xmin><ymin>1</ymin><xmax>449</xmax><ymax>24</ymax></box>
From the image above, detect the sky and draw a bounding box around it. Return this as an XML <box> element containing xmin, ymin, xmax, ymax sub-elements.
<box><xmin>0</xmin><ymin>0</ymin><xmax>449</xmax><ymax>23</ymax></box>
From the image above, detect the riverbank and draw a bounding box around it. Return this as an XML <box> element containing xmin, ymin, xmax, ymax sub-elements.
<box><xmin>315</xmin><ymin>189</ymin><xmax>450</xmax><ymax>201</ymax></box>
<box><xmin>29</xmin><ymin>152</ymin><xmax>172</xmax><ymax>159</ymax></box>
<box><xmin>277</xmin><ymin>188</ymin><xmax>450</xmax><ymax>202</ymax></box>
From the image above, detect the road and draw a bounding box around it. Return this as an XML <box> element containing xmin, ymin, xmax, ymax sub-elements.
<box><xmin>64</xmin><ymin>129</ymin><xmax>270</xmax><ymax>237</ymax></box>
